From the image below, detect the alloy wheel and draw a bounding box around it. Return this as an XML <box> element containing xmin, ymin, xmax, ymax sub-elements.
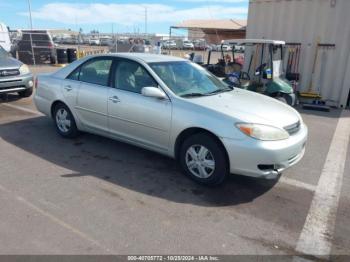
<box><xmin>185</xmin><ymin>145</ymin><xmax>216</xmax><ymax>179</ymax></box>
<box><xmin>55</xmin><ymin>108</ymin><xmax>71</xmax><ymax>133</ymax></box>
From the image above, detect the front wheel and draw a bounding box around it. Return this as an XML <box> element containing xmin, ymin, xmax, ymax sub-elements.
<box><xmin>179</xmin><ymin>133</ymin><xmax>229</xmax><ymax>186</ymax></box>
<box><xmin>275</xmin><ymin>93</ymin><xmax>296</xmax><ymax>106</ymax></box>
<box><xmin>53</xmin><ymin>103</ymin><xmax>79</xmax><ymax>138</ymax></box>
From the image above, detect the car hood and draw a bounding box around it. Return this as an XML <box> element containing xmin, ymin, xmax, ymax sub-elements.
<box><xmin>188</xmin><ymin>89</ymin><xmax>300</xmax><ymax>128</ymax></box>
<box><xmin>0</xmin><ymin>56</ymin><xmax>22</xmax><ymax>69</ymax></box>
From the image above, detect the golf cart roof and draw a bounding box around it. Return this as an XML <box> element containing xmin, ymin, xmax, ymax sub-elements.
<box><xmin>223</xmin><ymin>39</ymin><xmax>286</xmax><ymax>45</ymax></box>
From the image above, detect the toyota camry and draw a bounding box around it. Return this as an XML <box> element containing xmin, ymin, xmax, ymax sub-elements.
<box><xmin>34</xmin><ymin>53</ymin><xmax>307</xmax><ymax>186</ymax></box>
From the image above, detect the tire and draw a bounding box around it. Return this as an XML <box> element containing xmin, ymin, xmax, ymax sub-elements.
<box><xmin>18</xmin><ymin>87</ymin><xmax>33</xmax><ymax>98</ymax></box>
<box><xmin>179</xmin><ymin>133</ymin><xmax>229</xmax><ymax>186</ymax></box>
<box><xmin>276</xmin><ymin>94</ymin><xmax>296</xmax><ymax>106</ymax></box>
<box><xmin>276</xmin><ymin>96</ymin><xmax>287</xmax><ymax>104</ymax></box>
<box><xmin>284</xmin><ymin>93</ymin><xmax>296</xmax><ymax>106</ymax></box>
<box><xmin>53</xmin><ymin>103</ymin><xmax>79</xmax><ymax>138</ymax></box>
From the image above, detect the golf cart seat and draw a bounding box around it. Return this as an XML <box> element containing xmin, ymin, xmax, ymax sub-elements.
<box><xmin>239</xmin><ymin>71</ymin><xmax>251</xmax><ymax>89</ymax></box>
<box><xmin>225</xmin><ymin>62</ymin><xmax>242</xmax><ymax>74</ymax></box>
<box><xmin>225</xmin><ymin>71</ymin><xmax>251</xmax><ymax>89</ymax></box>
<box><xmin>240</xmin><ymin>79</ymin><xmax>251</xmax><ymax>89</ymax></box>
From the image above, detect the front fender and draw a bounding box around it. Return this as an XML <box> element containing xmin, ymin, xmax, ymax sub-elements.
<box><xmin>265</xmin><ymin>78</ymin><xmax>293</xmax><ymax>95</ymax></box>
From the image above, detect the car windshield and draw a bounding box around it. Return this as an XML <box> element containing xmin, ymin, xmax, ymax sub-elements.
<box><xmin>0</xmin><ymin>45</ymin><xmax>8</xmax><ymax>58</ymax></box>
<box><xmin>149</xmin><ymin>61</ymin><xmax>231</xmax><ymax>97</ymax></box>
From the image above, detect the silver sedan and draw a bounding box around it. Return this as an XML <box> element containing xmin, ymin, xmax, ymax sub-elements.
<box><xmin>34</xmin><ymin>53</ymin><xmax>307</xmax><ymax>186</ymax></box>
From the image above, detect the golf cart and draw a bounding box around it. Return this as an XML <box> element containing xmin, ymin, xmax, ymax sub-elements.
<box><xmin>203</xmin><ymin>43</ymin><xmax>243</xmax><ymax>78</ymax></box>
<box><xmin>205</xmin><ymin>39</ymin><xmax>296</xmax><ymax>106</ymax></box>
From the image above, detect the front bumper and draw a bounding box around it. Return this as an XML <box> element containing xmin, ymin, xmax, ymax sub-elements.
<box><xmin>0</xmin><ymin>73</ymin><xmax>34</xmax><ymax>94</ymax></box>
<box><xmin>222</xmin><ymin>123</ymin><xmax>308</xmax><ymax>179</ymax></box>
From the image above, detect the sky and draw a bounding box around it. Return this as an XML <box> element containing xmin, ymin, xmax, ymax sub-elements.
<box><xmin>0</xmin><ymin>0</ymin><xmax>248</xmax><ymax>34</ymax></box>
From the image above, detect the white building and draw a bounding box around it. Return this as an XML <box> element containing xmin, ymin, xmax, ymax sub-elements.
<box><xmin>246</xmin><ymin>0</ymin><xmax>350</xmax><ymax>108</ymax></box>
<box><xmin>0</xmin><ymin>22</ymin><xmax>11</xmax><ymax>52</ymax></box>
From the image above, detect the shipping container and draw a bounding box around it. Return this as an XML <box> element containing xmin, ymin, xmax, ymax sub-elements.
<box><xmin>246</xmin><ymin>0</ymin><xmax>350</xmax><ymax>108</ymax></box>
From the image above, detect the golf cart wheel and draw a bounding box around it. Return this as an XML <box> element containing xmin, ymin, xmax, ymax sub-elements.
<box><xmin>276</xmin><ymin>96</ymin><xmax>287</xmax><ymax>104</ymax></box>
<box><xmin>284</xmin><ymin>93</ymin><xmax>296</xmax><ymax>106</ymax></box>
<box><xmin>275</xmin><ymin>93</ymin><xmax>296</xmax><ymax>106</ymax></box>
<box><xmin>18</xmin><ymin>87</ymin><xmax>33</xmax><ymax>98</ymax></box>
<box><xmin>179</xmin><ymin>133</ymin><xmax>229</xmax><ymax>186</ymax></box>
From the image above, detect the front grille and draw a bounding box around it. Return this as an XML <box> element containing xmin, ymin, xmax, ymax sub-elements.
<box><xmin>0</xmin><ymin>69</ymin><xmax>20</xmax><ymax>77</ymax></box>
<box><xmin>0</xmin><ymin>79</ymin><xmax>22</xmax><ymax>83</ymax></box>
<box><xmin>284</xmin><ymin>121</ymin><xmax>301</xmax><ymax>135</ymax></box>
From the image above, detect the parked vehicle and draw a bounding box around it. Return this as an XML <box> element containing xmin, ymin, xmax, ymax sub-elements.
<box><xmin>0</xmin><ymin>45</ymin><xmax>34</xmax><ymax>97</ymax></box>
<box><xmin>162</xmin><ymin>40</ymin><xmax>177</xmax><ymax>49</ymax></box>
<box><xmin>89</xmin><ymin>38</ymin><xmax>100</xmax><ymax>46</ymax></box>
<box><xmin>234</xmin><ymin>45</ymin><xmax>245</xmax><ymax>53</ymax></box>
<box><xmin>223</xmin><ymin>39</ymin><xmax>296</xmax><ymax>106</ymax></box>
<box><xmin>82</xmin><ymin>37</ymin><xmax>91</xmax><ymax>45</ymax></box>
<box><xmin>209</xmin><ymin>44</ymin><xmax>232</xmax><ymax>52</ymax></box>
<box><xmin>0</xmin><ymin>22</ymin><xmax>11</xmax><ymax>52</ymax></box>
<box><xmin>221</xmin><ymin>44</ymin><xmax>232</xmax><ymax>51</ymax></box>
<box><xmin>34</xmin><ymin>53</ymin><xmax>307</xmax><ymax>186</ymax></box>
<box><xmin>61</xmin><ymin>37</ymin><xmax>78</xmax><ymax>45</ymax></box>
<box><xmin>16</xmin><ymin>30</ymin><xmax>56</xmax><ymax>64</ymax></box>
<box><xmin>205</xmin><ymin>44</ymin><xmax>217</xmax><ymax>51</ymax></box>
<box><xmin>193</xmin><ymin>39</ymin><xmax>207</xmax><ymax>50</ymax></box>
<box><xmin>205</xmin><ymin>39</ymin><xmax>296</xmax><ymax>106</ymax></box>
<box><xmin>182</xmin><ymin>40</ymin><xmax>194</xmax><ymax>49</ymax></box>
<box><xmin>100</xmin><ymin>37</ymin><xmax>113</xmax><ymax>46</ymax></box>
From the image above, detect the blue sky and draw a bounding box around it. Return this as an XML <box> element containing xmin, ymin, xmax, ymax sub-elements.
<box><xmin>0</xmin><ymin>0</ymin><xmax>248</xmax><ymax>34</ymax></box>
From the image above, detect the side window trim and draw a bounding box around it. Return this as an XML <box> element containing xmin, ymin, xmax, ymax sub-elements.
<box><xmin>110</xmin><ymin>57</ymin><xmax>118</xmax><ymax>89</ymax></box>
<box><xmin>66</xmin><ymin>66</ymin><xmax>81</xmax><ymax>81</ymax></box>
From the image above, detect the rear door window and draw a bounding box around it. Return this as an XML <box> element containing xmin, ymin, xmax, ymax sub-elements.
<box><xmin>79</xmin><ymin>58</ymin><xmax>113</xmax><ymax>86</ymax></box>
<box><xmin>22</xmin><ymin>33</ymin><xmax>50</xmax><ymax>42</ymax></box>
<box><xmin>32</xmin><ymin>34</ymin><xmax>50</xmax><ymax>41</ymax></box>
<box><xmin>67</xmin><ymin>67</ymin><xmax>80</xmax><ymax>81</ymax></box>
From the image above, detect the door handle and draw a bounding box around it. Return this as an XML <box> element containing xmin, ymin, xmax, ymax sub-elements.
<box><xmin>64</xmin><ymin>85</ymin><xmax>73</xmax><ymax>91</ymax></box>
<box><xmin>109</xmin><ymin>96</ymin><xmax>120</xmax><ymax>103</ymax></box>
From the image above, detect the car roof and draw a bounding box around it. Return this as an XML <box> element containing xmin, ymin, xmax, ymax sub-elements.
<box><xmin>52</xmin><ymin>53</ymin><xmax>187</xmax><ymax>79</ymax></box>
<box><xmin>107</xmin><ymin>53</ymin><xmax>187</xmax><ymax>63</ymax></box>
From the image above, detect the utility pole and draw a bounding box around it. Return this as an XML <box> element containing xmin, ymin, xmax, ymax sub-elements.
<box><xmin>145</xmin><ymin>7</ymin><xmax>148</xmax><ymax>38</ymax></box>
<box><xmin>112</xmin><ymin>23</ymin><xmax>118</xmax><ymax>53</ymax></box>
<box><xmin>27</xmin><ymin>0</ymin><xmax>35</xmax><ymax>65</ymax></box>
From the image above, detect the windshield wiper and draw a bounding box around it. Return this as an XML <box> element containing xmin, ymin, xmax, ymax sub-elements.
<box><xmin>181</xmin><ymin>93</ymin><xmax>207</xmax><ymax>98</ymax></box>
<box><xmin>206</xmin><ymin>88</ymin><xmax>233</xmax><ymax>95</ymax></box>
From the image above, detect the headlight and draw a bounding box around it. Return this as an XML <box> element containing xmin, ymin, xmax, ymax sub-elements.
<box><xmin>236</xmin><ymin>123</ymin><xmax>289</xmax><ymax>141</ymax></box>
<box><xmin>19</xmin><ymin>64</ymin><xmax>30</xmax><ymax>75</ymax></box>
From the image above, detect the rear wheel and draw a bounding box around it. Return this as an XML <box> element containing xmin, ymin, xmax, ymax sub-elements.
<box><xmin>179</xmin><ymin>133</ymin><xmax>229</xmax><ymax>186</ymax></box>
<box><xmin>18</xmin><ymin>87</ymin><xmax>33</xmax><ymax>98</ymax></box>
<box><xmin>53</xmin><ymin>103</ymin><xmax>79</xmax><ymax>138</ymax></box>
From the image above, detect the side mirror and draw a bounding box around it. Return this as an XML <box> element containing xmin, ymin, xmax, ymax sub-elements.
<box><xmin>141</xmin><ymin>87</ymin><xmax>167</xmax><ymax>99</ymax></box>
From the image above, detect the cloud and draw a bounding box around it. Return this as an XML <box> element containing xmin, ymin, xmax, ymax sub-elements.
<box><xmin>19</xmin><ymin>2</ymin><xmax>248</xmax><ymax>26</ymax></box>
<box><xmin>0</xmin><ymin>2</ymin><xmax>12</xmax><ymax>8</ymax></box>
